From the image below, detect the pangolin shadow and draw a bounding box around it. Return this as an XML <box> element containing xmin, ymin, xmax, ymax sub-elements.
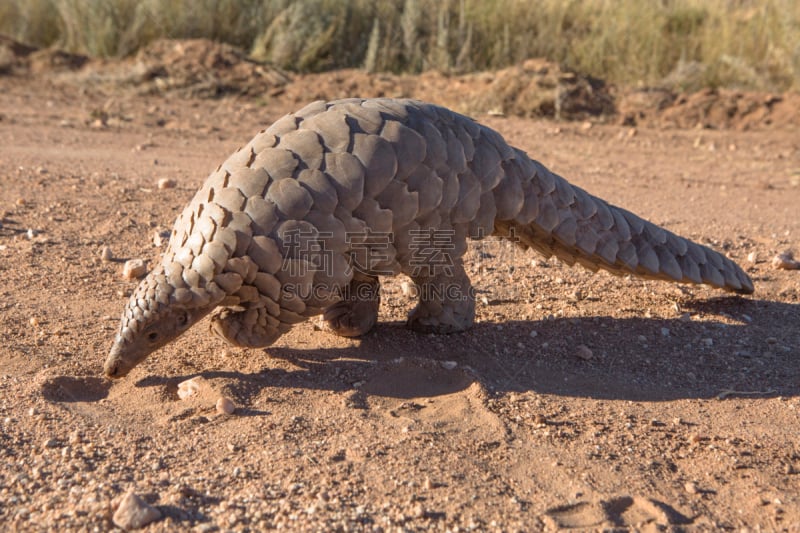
<box><xmin>134</xmin><ymin>297</ymin><xmax>798</xmax><ymax>402</ymax></box>
<box><xmin>42</xmin><ymin>376</ymin><xmax>111</xmax><ymax>402</ymax></box>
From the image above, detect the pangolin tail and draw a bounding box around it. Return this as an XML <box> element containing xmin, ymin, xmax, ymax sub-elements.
<box><xmin>493</xmin><ymin>154</ymin><xmax>754</xmax><ymax>294</ymax></box>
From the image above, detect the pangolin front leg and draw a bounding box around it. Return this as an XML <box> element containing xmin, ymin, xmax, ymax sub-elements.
<box><xmin>209</xmin><ymin>306</ymin><xmax>287</xmax><ymax>348</ymax></box>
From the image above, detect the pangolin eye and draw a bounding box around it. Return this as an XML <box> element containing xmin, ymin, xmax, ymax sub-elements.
<box><xmin>147</xmin><ymin>331</ymin><xmax>159</xmax><ymax>342</ymax></box>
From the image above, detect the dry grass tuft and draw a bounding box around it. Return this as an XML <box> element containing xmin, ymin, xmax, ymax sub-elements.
<box><xmin>1</xmin><ymin>0</ymin><xmax>798</xmax><ymax>90</ymax></box>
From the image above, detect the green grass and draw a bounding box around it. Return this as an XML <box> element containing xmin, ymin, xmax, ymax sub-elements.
<box><xmin>2</xmin><ymin>0</ymin><xmax>799</xmax><ymax>90</ymax></box>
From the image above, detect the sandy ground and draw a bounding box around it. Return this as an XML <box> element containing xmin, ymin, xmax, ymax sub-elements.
<box><xmin>1</xmin><ymin>66</ymin><xmax>799</xmax><ymax>531</ymax></box>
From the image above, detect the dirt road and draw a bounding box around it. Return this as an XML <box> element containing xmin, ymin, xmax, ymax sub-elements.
<box><xmin>1</xmin><ymin>70</ymin><xmax>798</xmax><ymax>531</ymax></box>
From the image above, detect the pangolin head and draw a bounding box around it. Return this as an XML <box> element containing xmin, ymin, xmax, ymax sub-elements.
<box><xmin>104</xmin><ymin>266</ymin><xmax>218</xmax><ymax>379</ymax></box>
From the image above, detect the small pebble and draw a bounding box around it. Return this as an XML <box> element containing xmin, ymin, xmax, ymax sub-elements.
<box><xmin>113</xmin><ymin>490</ymin><xmax>162</xmax><ymax>530</ymax></box>
<box><xmin>575</xmin><ymin>344</ymin><xmax>593</xmax><ymax>361</ymax></box>
<box><xmin>152</xmin><ymin>231</ymin><xmax>169</xmax><ymax>247</ymax></box>
<box><xmin>177</xmin><ymin>378</ymin><xmax>201</xmax><ymax>400</ymax></box>
<box><xmin>122</xmin><ymin>259</ymin><xmax>146</xmax><ymax>280</ymax></box>
<box><xmin>400</xmin><ymin>281</ymin><xmax>416</xmax><ymax>297</ymax></box>
<box><xmin>133</xmin><ymin>142</ymin><xmax>154</xmax><ymax>152</ymax></box>
<box><xmin>772</xmin><ymin>251</ymin><xmax>800</xmax><ymax>270</ymax></box>
<box><xmin>157</xmin><ymin>178</ymin><xmax>177</xmax><ymax>189</ymax></box>
<box><xmin>29</xmin><ymin>317</ymin><xmax>40</xmax><ymax>327</ymax></box>
<box><xmin>661</xmin><ymin>327</ymin><xmax>670</xmax><ymax>337</ymax></box>
<box><xmin>529</xmin><ymin>330</ymin><xmax>538</xmax><ymax>338</ymax></box>
<box><xmin>100</xmin><ymin>246</ymin><xmax>113</xmax><ymax>262</ymax></box>
<box><xmin>747</xmin><ymin>251</ymin><xmax>758</xmax><ymax>263</ymax></box>
<box><xmin>440</xmin><ymin>361</ymin><xmax>458</xmax><ymax>370</ymax></box>
<box><xmin>701</xmin><ymin>338</ymin><xmax>713</xmax><ymax>347</ymax></box>
<box><xmin>343</xmin><ymin>390</ymin><xmax>368</xmax><ymax>409</ymax></box>
<box><xmin>216</xmin><ymin>397</ymin><xmax>235</xmax><ymax>415</ymax></box>
<box><xmin>684</xmin><ymin>481</ymin><xmax>699</xmax><ymax>494</ymax></box>
<box><xmin>26</xmin><ymin>228</ymin><xmax>36</xmax><ymax>239</ymax></box>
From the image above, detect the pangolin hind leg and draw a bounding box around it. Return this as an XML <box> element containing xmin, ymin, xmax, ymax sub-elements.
<box><xmin>406</xmin><ymin>260</ymin><xmax>476</xmax><ymax>334</ymax></box>
<box><xmin>322</xmin><ymin>272</ymin><xmax>381</xmax><ymax>337</ymax></box>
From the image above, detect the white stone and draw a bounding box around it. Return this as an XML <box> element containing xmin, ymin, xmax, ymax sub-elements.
<box><xmin>216</xmin><ymin>397</ymin><xmax>235</xmax><ymax>415</ymax></box>
<box><xmin>113</xmin><ymin>490</ymin><xmax>162</xmax><ymax>530</ymax></box>
<box><xmin>177</xmin><ymin>378</ymin><xmax>201</xmax><ymax>400</ymax></box>
<box><xmin>157</xmin><ymin>178</ymin><xmax>177</xmax><ymax>189</ymax></box>
<box><xmin>122</xmin><ymin>259</ymin><xmax>146</xmax><ymax>280</ymax></box>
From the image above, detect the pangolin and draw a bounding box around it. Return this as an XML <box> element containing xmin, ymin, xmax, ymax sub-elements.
<box><xmin>104</xmin><ymin>98</ymin><xmax>753</xmax><ymax>378</ymax></box>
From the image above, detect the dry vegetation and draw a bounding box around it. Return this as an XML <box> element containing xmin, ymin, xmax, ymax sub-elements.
<box><xmin>1</xmin><ymin>0</ymin><xmax>799</xmax><ymax>91</ymax></box>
